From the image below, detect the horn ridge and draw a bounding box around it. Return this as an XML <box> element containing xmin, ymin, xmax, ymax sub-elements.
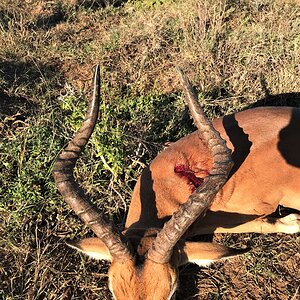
<box><xmin>147</xmin><ymin>68</ymin><xmax>233</xmax><ymax>263</ymax></box>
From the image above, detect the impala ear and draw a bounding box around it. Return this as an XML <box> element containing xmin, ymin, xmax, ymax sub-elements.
<box><xmin>67</xmin><ymin>237</ymin><xmax>112</xmax><ymax>261</ymax></box>
<box><xmin>177</xmin><ymin>241</ymin><xmax>250</xmax><ymax>267</ymax></box>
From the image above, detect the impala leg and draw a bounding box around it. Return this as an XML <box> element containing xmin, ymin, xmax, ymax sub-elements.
<box><xmin>186</xmin><ymin>211</ymin><xmax>300</xmax><ymax>235</ymax></box>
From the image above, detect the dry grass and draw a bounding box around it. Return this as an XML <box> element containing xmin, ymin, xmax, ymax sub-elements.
<box><xmin>0</xmin><ymin>0</ymin><xmax>300</xmax><ymax>299</ymax></box>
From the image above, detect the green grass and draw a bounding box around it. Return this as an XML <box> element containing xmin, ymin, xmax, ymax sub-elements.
<box><xmin>0</xmin><ymin>0</ymin><xmax>300</xmax><ymax>299</ymax></box>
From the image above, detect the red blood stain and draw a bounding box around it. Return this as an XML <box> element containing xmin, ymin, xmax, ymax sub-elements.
<box><xmin>174</xmin><ymin>164</ymin><xmax>204</xmax><ymax>188</ymax></box>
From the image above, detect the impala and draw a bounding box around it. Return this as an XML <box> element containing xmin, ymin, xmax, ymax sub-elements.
<box><xmin>53</xmin><ymin>65</ymin><xmax>300</xmax><ymax>299</ymax></box>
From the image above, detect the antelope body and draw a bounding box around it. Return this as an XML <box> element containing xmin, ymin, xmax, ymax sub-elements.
<box><xmin>53</xmin><ymin>66</ymin><xmax>300</xmax><ymax>300</ymax></box>
<box><xmin>126</xmin><ymin>106</ymin><xmax>300</xmax><ymax>236</ymax></box>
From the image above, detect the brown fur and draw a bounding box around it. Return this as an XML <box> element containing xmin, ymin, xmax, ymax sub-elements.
<box><xmin>109</xmin><ymin>259</ymin><xmax>177</xmax><ymax>300</ymax></box>
<box><xmin>126</xmin><ymin>107</ymin><xmax>300</xmax><ymax>234</ymax></box>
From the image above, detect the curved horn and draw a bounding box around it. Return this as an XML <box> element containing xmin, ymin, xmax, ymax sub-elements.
<box><xmin>53</xmin><ymin>65</ymin><xmax>133</xmax><ymax>261</ymax></box>
<box><xmin>147</xmin><ymin>68</ymin><xmax>233</xmax><ymax>263</ymax></box>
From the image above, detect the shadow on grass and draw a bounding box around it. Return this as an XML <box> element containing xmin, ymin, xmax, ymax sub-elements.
<box><xmin>0</xmin><ymin>59</ymin><xmax>63</xmax><ymax>115</ymax></box>
<box><xmin>0</xmin><ymin>9</ymin><xmax>14</xmax><ymax>31</ymax></box>
<box><xmin>177</xmin><ymin>264</ymin><xmax>201</xmax><ymax>300</ymax></box>
<box><xmin>75</xmin><ymin>0</ymin><xmax>128</xmax><ymax>9</ymax></box>
<box><xmin>34</xmin><ymin>3</ymin><xmax>67</xmax><ymax>30</ymax></box>
<box><xmin>248</xmin><ymin>92</ymin><xmax>300</xmax><ymax>108</ymax></box>
<box><xmin>0</xmin><ymin>91</ymin><xmax>33</xmax><ymax>117</ymax></box>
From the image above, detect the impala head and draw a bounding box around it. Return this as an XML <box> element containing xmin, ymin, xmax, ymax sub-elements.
<box><xmin>53</xmin><ymin>65</ymin><xmax>238</xmax><ymax>299</ymax></box>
